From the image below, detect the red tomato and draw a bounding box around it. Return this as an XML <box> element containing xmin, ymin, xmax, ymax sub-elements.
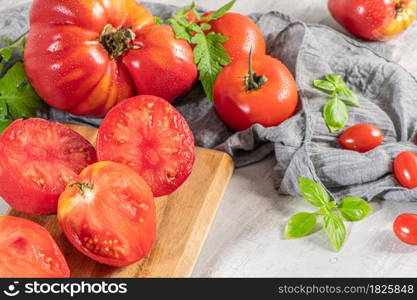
<box><xmin>186</xmin><ymin>11</ymin><xmax>197</xmax><ymax>23</ymax></box>
<box><xmin>338</xmin><ymin>124</ymin><xmax>383</xmax><ymax>152</ymax></box>
<box><xmin>0</xmin><ymin>118</ymin><xmax>96</xmax><ymax>214</ymax></box>
<box><xmin>213</xmin><ymin>53</ymin><xmax>298</xmax><ymax>131</ymax></box>
<box><xmin>24</xmin><ymin>0</ymin><xmax>197</xmax><ymax>117</ymax></box>
<box><xmin>0</xmin><ymin>216</ymin><xmax>69</xmax><ymax>277</ymax></box>
<box><xmin>201</xmin><ymin>12</ymin><xmax>266</xmax><ymax>61</ymax></box>
<box><xmin>393</xmin><ymin>151</ymin><xmax>417</xmax><ymax>189</ymax></box>
<box><xmin>393</xmin><ymin>213</ymin><xmax>417</xmax><ymax>245</ymax></box>
<box><xmin>328</xmin><ymin>0</ymin><xmax>416</xmax><ymax>41</ymax></box>
<box><xmin>96</xmin><ymin>95</ymin><xmax>195</xmax><ymax>197</ymax></box>
<box><xmin>58</xmin><ymin>161</ymin><xmax>156</xmax><ymax>267</ymax></box>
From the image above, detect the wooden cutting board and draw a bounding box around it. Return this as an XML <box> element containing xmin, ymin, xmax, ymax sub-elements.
<box><xmin>8</xmin><ymin>124</ymin><xmax>234</xmax><ymax>278</ymax></box>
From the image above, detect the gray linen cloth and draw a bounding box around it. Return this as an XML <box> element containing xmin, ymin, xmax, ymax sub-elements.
<box><xmin>1</xmin><ymin>2</ymin><xmax>417</xmax><ymax>202</ymax></box>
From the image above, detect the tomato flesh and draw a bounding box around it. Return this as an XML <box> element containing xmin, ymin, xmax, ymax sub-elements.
<box><xmin>393</xmin><ymin>213</ymin><xmax>417</xmax><ymax>245</ymax></box>
<box><xmin>96</xmin><ymin>95</ymin><xmax>195</xmax><ymax>197</ymax></box>
<box><xmin>393</xmin><ymin>151</ymin><xmax>417</xmax><ymax>189</ymax></box>
<box><xmin>338</xmin><ymin>123</ymin><xmax>383</xmax><ymax>153</ymax></box>
<box><xmin>58</xmin><ymin>161</ymin><xmax>156</xmax><ymax>267</ymax></box>
<box><xmin>0</xmin><ymin>118</ymin><xmax>96</xmax><ymax>214</ymax></box>
<box><xmin>0</xmin><ymin>216</ymin><xmax>69</xmax><ymax>277</ymax></box>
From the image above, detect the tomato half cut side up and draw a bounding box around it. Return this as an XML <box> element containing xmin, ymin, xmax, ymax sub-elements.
<box><xmin>96</xmin><ymin>95</ymin><xmax>195</xmax><ymax>197</ymax></box>
<box><xmin>0</xmin><ymin>216</ymin><xmax>70</xmax><ymax>278</ymax></box>
<box><xmin>0</xmin><ymin>118</ymin><xmax>97</xmax><ymax>214</ymax></box>
<box><xmin>58</xmin><ymin>162</ymin><xmax>156</xmax><ymax>267</ymax></box>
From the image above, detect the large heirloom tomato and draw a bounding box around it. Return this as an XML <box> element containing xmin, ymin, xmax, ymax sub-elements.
<box><xmin>0</xmin><ymin>118</ymin><xmax>96</xmax><ymax>214</ymax></box>
<box><xmin>24</xmin><ymin>0</ymin><xmax>197</xmax><ymax>117</ymax></box>
<box><xmin>58</xmin><ymin>162</ymin><xmax>156</xmax><ymax>267</ymax></box>
<box><xmin>0</xmin><ymin>216</ymin><xmax>70</xmax><ymax>278</ymax></box>
<box><xmin>97</xmin><ymin>95</ymin><xmax>195</xmax><ymax>197</ymax></box>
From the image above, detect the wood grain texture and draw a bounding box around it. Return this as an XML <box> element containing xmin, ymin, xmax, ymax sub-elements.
<box><xmin>8</xmin><ymin>124</ymin><xmax>234</xmax><ymax>278</ymax></box>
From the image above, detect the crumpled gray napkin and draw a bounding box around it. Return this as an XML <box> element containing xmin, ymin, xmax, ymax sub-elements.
<box><xmin>2</xmin><ymin>2</ymin><xmax>417</xmax><ymax>202</ymax></box>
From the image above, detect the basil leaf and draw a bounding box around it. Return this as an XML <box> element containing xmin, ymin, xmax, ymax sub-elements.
<box><xmin>339</xmin><ymin>88</ymin><xmax>360</xmax><ymax>107</ymax></box>
<box><xmin>323</xmin><ymin>97</ymin><xmax>348</xmax><ymax>132</ymax></box>
<box><xmin>200</xmin><ymin>0</ymin><xmax>236</xmax><ymax>21</ymax></box>
<box><xmin>337</xmin><ymin>197</ymin><xmax>372</xmax><ymax>222</ymax></box>
<box><xmin>323</xmin><ymin>213</ymin><xmax>346</xmax><ymax>252</ymax></box>
<box><xmin>325</xmin><ymin>74</ymin><xmax>346</xmax><ymax>90</ymax></box>
<box><xmin>200</xmin><ymin>23</ymin><xmax>212</xmax><ymax>31</ymax></box>
<box><xmin>313</xmin><ymin>79</ymin><xmax>335</xmax><ymax>92</ymax></box>
<box><xmin>298</xmin><ymin>178</ymin><xmax>330</xmax><ymax>207</ymax></box>
<box><xmin>284</xmin><ymin>212</ymin><xmax>317</xmax><ymax>239</ymax></box>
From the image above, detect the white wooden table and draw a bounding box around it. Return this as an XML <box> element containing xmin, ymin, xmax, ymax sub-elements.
<box><xmin>2</xmin><ymin>0</ymin><xmax>417</xmax><ymax>277</ymax></box>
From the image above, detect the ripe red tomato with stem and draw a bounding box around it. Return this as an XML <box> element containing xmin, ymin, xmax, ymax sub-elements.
<box><xmin>393</xmin><ymin>151</ymin><xmax>417</xmax><ymax>189</ymax></box>
<box><xmin>58</xmin><ymin>161</ymin><xmax>156</xmax><ymax>267</ymax></box>
<box><xmin>328</xmin><ymin>0</ymin><xmax>416</xmax><ymax>41</ymax></box>
<box><xmin>25</xmin><ymin>0</ymin><xmax>197</xmax><ymax>117</ymax></box>
<box><xmin>213</xmin><ymin>49</ymin><xmax>298</xmax><ymax>131</ymax></box>
<box><xmin>393</xmin><ymin>213</ymin><xmax>417</xmax><ymax>245</ymax></box>
<box><xmin>0</xmin><ymin>216</ymin><xmax>69</xmax><ymax>277</ymax></box>
<box><xmin>0</xmin><ymin>118</ymin><xmax>96</xmax><ymax>214</ymax></box>
<box><xmin>338</xmin><ymin>124</ymin><xmax>383</xmax><ymax>152</ymax></box>
<box><xmin>96</xmin><ymin>95</ymin><xmax>195</xmax><ymax>197</ymax></box>
<box><xmin>200</xmin><ymin>12</ymin><xmax>266</xmax><ymax>61</ymax></box>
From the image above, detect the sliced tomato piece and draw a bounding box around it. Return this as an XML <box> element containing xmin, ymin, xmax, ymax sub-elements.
<box><xmin>0</xmin><ymin>216</ymin><xmax>70</xmax><ymax>277</ymax></box>
<box><xmin>96</xmin><ymin>95</ymin><xmax>195</xmax><ymax>197</ymax></box>
<box><xmin>0</xmin><ymin>118</ymin><xmax>97</xmax><ymax>214</ymax></box>
<box><xmin>58</xmin><ymin>161</ymin><xmax>156</xmax><ymax>267</ymax></box>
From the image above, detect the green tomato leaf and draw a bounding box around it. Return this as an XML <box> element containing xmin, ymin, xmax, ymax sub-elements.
<box><xmin>200</xmin><ymin>23</ymin><xmax>212</xmax><ymax>31</ymax></box>
<box><xmin>0</xmin><ymin>47</ymin><xmax>12</xmax><ymax>62</ymax></box>
<box><xmin>154</xmin><ymin>16</ymin><xmax>164</xmax><ymax>25</ymax></box>
<box><xmin>0</xmin><ymin>62</ymin><xmax>45</xmax><ymax>121</ymax></box>
<box><xmin>323</xmin><ymin>213</ymin><xmax>346</xmax><ymax>252</ymax></box>
<box><xmin>284</xmin><ymin>212</ymin><xmax>317</xmax><ymax>239</ymax></box>
<box><xmin>167</xmin><ymin>15</ymin><xmax>193</xmax><ymax>42</ymax></box>
<box><xmin>323</xmin><ymin>97</ymin><xmax>348</xmax><ymax>132</ymax></box>
<box><xmin>298</xmin><ymin>177</ymin><xmax>330</xmax><ymax>207</ymax></box>
<box><xmin>337</xmin><ymin>197</ymin><xmax>372</xmax><ymax>222</ymax></box>
<box><xmin>200</xmin><ymin>0</ymin><xmax>236</xmax><ymax>21</ymax></box>
<box><xmin>191</xmin><ymin>31</ymin><xmax>231</xmax><ymax>102</ymax></box>
<box><xmin>0</xmin><ymin>119</ymin><xmax>12</xmax><ymax>134</ymax></box>
<box><xmin>313</xmin><ymin>79</ymin><xmax>335</xmax><ymax>92</ymax></box>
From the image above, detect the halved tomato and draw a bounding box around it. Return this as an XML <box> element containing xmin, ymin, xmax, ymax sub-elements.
<box><xmin>0</xmin><ymin>216</ymin><xmax>69</xmax><ymax>278</ymax></box>
<box><xmin>96</xmin><ymin>95</ymin><xmax>195</xmax><ymax>197</ymax></box>
<box><xmin>0</xmin><ymin>118</ymin><xmax>96</xmax><ymax>214</ymax></box>
<box><xmin>58</xmin><ymin>161</ymin><xmax>156</xmax><ymax>267</ymax></box>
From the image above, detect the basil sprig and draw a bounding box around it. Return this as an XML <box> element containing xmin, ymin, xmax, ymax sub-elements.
<box><xmin>313</xmin><ymin>74</ymin><xmax>360</xmax><ymax>132</ymax></box>
<box><xmin>284</xmin><ymin>178</ymin><xmax>372</xmax><ymax>252</ymax></box>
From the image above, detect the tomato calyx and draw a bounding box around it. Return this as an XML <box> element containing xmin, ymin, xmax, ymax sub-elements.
<box><xmin>99</xmin><ymin>24</ymin><xmax>139</xmax><ymax>60</ymax></box>
<box><xmin>69</xmin><ymin>181</ymin><xmax>93</xmax><ymax>196</ymax></box>
<box><xmin>244</xmin><ymin>48</ymin><xmax>268</xmax><ymax>92</ymax></box>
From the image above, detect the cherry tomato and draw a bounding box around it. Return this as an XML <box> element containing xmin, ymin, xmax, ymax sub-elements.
<box><xmin>393</xmin><ymin>151</ymin><xmax>417</xmax><ymax>189</ymax></box>
<box><xmin>96</xmin><ymin>95</ymin><xmax>195</xmax><ymax>197</ymax></box>
<box><xmin>0</xmin><ymin>118</ymin><xmax>96</xmax><ymax>214</ymax></box>
<box><xmin>338</xmin><ymin>124</ymin><xmax>383</xmax><ymax>152</ymax></box>
<box><xmin>328</xmin><ymin>0</ymin><xmax>416</xmax><ymax>41</ymax></box>
<box><xmin>213</xmin><ymin>52</ymin><xmax>298</xmax><ymax>131</ymax></box>
<box><xmin>58</xmin><ymin>161</ymin><xmax>156</xmax><ymax>267</ymax></box>
<box><xmin>25</xmin><ymin>0</ymin><xmax>197</xmax><ymax>117</ymax></box>
<box><xmin>0</xmin><ymin>216</ymin><xmax>69</xmax><ymax>277</ymax></box>
<box><xmin>393</xmin><ymin>213</ymin><xmax>417</xmax><ymax>245</ymax></box>
<box><xmin>200</xmin><ymin>12</ymin><xmax>266</xmax><ymax>61</ymax></box>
